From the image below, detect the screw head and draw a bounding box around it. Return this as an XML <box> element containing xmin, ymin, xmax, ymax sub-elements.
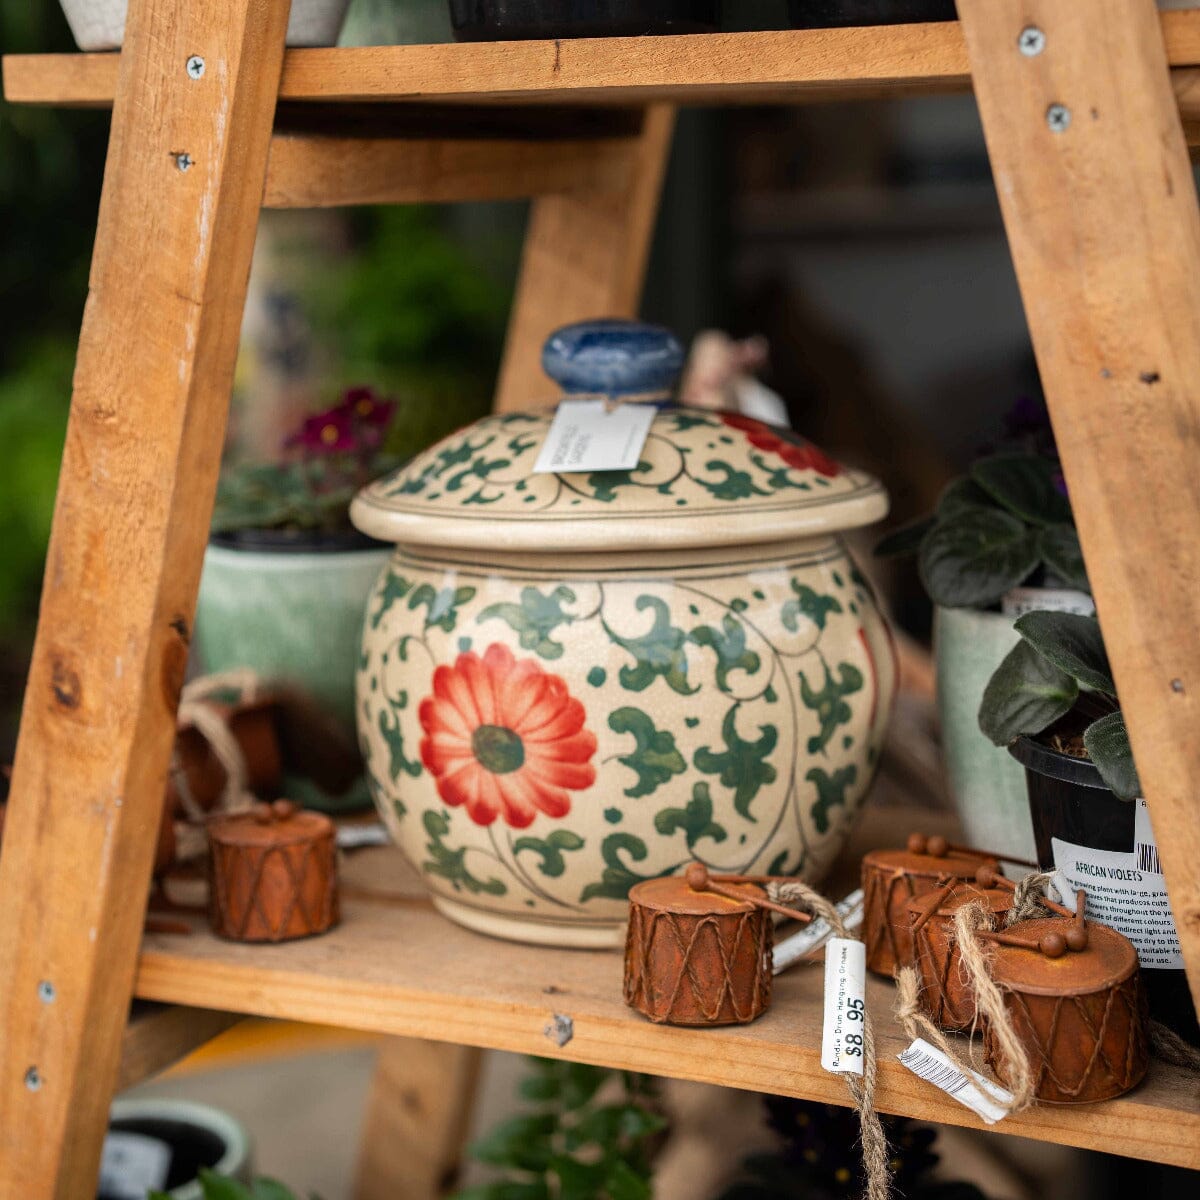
<box><xmin>1018</xmin><ymin>26</ymin><xmax>1046</xmax><ymax>57</ymax></box>
<box><xmin>37</xmin><ymin>981</ymin><xmax>55</xmax><ymax>1004</ymax></box>
<box><xmin>24</xmin><ymin>1067</ymin><xmax>42</xmax><ymax>1092</ymax></box>
<box><xmin>186</xmin><ymin>55</ymin><xmax>205</xmax><ymax>79</ymax></box>
<box><xmin>1046</xmin><ymin>103</ymin><xmax>1072</xmax><ymax>133</ymax></box>
<box><xmin>174</xmin><ymin>152</ymin><xmax>194</xmax><ymax>172</ymax></box>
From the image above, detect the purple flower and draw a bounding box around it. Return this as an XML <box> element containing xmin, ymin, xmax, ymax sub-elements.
<box><xmin>341</xmin><ymin>386</ymin><xmax>396</xmax><ymax>428</ymax></box>
<box><xmin>1052</xmin><ymin>469</ymin><xmax>1069</xmax><ymax>498</ymax></box>
<box><xmin>286</xmin><ymin>406</ymin><xmax>355</xmax><ymax>453</ymax></box>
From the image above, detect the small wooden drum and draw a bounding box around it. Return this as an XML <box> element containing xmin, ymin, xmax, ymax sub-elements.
<box><xmin>208</xmin><ymin>801</ymin><xmax>339</xmax><ymax>942</ymax></box>
<box><xmin>862</xmin><ymin>841</ymin><xmax>997</xmax><ymax>976</ymax></box>
<box><xmin>624</xmin><ymin>876</ymin><xmax>773</xmax><ymax>1026</ymax></box>
<box><xmin>984</xmin><ymin>918</ymin><xmax>1148</xmax><ymax>1104</ymax></box>
<box><xmin>906</xmin><ymin>883</ymin><xmax>1012</xmax><ymax>1032</ymax></box>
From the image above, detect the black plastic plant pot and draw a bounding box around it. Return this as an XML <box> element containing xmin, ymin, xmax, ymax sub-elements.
<box><xmin>788</xmin><ymin>0</ymin><xmax>955</xmax><ymax>28</ymax></box>
<box><xmin>448</xmin><ymin>1</ymin><xmax>721</xmax><ymax>40</ymax></box>
<box><xmin>209</xmin><ymin>527</ymin><xmax>386</xmax><ymax>554</ymax></box>
<box><xmin>1010</xmin><ymin>735</ymin><xmax>1199</xmax><ymax>1044</ymax></box>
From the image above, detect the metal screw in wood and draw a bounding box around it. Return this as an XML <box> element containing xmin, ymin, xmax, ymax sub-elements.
<box><xmin>1018</xmin><ymin>27</ymin><xmax>1045</xmax><ymax>57</ymax></box>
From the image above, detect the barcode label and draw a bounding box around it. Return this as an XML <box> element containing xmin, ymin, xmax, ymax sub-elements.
<box><xmin>897</xmin><ymin>1039</ymin><xmax>1012</xmax><ymax>1125</ymax></box>
<box><xmin>1135</xmin><ymin>842</ymin><xmax>1161</xmax><ymax>874</ymax></box>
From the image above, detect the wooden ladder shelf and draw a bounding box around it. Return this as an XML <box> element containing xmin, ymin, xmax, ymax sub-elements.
<box><xmin>2</xmin><ymin>2</ymin><xmax>1199</xmax><ymax>1195</ymax></box>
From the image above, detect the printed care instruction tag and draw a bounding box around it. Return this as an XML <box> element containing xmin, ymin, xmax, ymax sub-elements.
<box><xmin>821</xmin><ymin>937</ymin><xmax>866</xmax><ymax>1075</ymax></box>
<box><xmin>897</xmin><ymin>1039</ymin><xmax>1013</xmax><ymax>1125</ymax></box>
<box><xmin>1052</xmin><ymin>799</ymin><xmax>1182</xmax><ymax>970</ymax></box>
<box><xmin>532</xmin><ymin>399</ymin><xmax>655</xmax><ymax>474</ymax></box>
<box><xmin>98</xmin><ymin>1132</ymin><xmax>171</xmax><ymax>1200</ymax></box>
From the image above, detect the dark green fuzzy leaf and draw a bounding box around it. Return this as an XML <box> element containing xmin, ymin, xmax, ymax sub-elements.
<box><xmin>468</xmin><ymin>1113</ymin><xmax>557</xmax><ymax>1171</ymax></box>
<box><xmin>978</xmin><ymin>640</ymin><xmax>1078</xmax><ymax>745</ymax></box>
<box><xmin>517</xmin><ymin>1073</ymin><xmax>561</xmax><ymax>1102</ymax></box>
<box><xmin>572</xmin><ymin>1103</ymin><xmax>667</xmax><ymax>1146</ymax></box>
<box><xmin>918</xmin><ymin>508</ymin><xmax>1040</xmax><ymax>608</ymax></box>
<box><xmin>1083</xmin><ymin>711</ymin><xmax>1142</xmax><ymax>801</ymax></box>
<box><xmin>550</xmin><ymin>1155</ymin><xmax>609</xmax><ymax>1200</ymax></box>
<box><xmin>197</xmin><ymin>1173</ymin><xmax>255</xmax><ymax>1200</ymax></box>
<box><xmin>251</xmin><ymin>1181</ymin><xmax>305</xmax><ymax>1200</ymax></box>
<box><xmin>1014</xmin><ymin>611</ymin><xmax>1115</xmax><ymax>694</ymax></box>
<box><xmin>450</xmin><ymin>1184</ymin><xmax>551</xmax><ymax>1200</ymax></box>
<box><xmin>562</xmin><ymin>1063</ymin><xmax>609</xmax><ymax>1110</ymax></box>
<box><xmin>971</xmin><ymin>453</ymin><xmax>1071</xmax><ymax>526</ymax></box>
<box><xmin>604</xmin><ymin>1160</ymin><xmax>654</xmax><ymax>1200</ymax></box>
<box><xmin>1038</xmin><ymin>524</ymin><xmax>1090</xmax><ymax>591</ymax></box>
<box><xmin>937</xmin><ymin>475</ymin><xmax>996</xmax><ymax>519</ymax></box>
<box><xmin>873</xmin><ymin>515</ymin><xmax>935</xmax><ymax>559</ymax></box>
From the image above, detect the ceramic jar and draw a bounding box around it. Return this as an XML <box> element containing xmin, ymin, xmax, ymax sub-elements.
<box><xmin>59</xmin><ymin>0</ymin><xmax>352</xmax><ymax>52</ymax></box>
<box><xmin>352</xmin><ymin>321</ymin><xmax>896</xmax><ymax>947</ymax></box>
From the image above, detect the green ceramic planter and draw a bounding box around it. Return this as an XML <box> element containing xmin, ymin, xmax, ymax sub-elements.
<box><xmin>195</xmin><ymin>536</ymin><xmax>390</xmax><ymax>738</ymax></box>
<box><xmin>934</xmin><ymin>604</ymin><xmax>1033</xmax><ymax>862</ymax></box>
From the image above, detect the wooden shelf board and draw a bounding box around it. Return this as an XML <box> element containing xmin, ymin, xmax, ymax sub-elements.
<box><xmin>133</xmin><ymin>826</ymin><xmax>1200</xmax><ymax>1170</ymax></box>
<box><xmin>8</xmin><ymin>14</ymin><xmax>1200</xmax><ymax>111</ymax></box>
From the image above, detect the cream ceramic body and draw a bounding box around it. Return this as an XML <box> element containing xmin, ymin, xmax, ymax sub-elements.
<box><xmin>354</xmin><ymin>403</ymin><xmax>896</xmax><ymax>946</ymax></box>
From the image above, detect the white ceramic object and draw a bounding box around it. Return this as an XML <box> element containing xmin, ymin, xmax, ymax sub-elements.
<box><xmin>352</xmin><ymin>321</ymin><xmax>897</xmax><ymax>947</ymax></box>
<box><xmin>106</xmin><ymin>1099</ymin><xmax>251</xmax><ymax>1200</ymax></box>
<box><xmin>59</xmin><ymin>0</ymin><xmax>352</xmax><ymax>52</ymax></box>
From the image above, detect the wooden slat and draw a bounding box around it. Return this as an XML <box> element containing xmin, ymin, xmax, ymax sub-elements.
<box><xmin>263</xmin><ymin>133</ymin><xmax>635</xmax><ymax>208</ymax></box>
<box><xmin>132</xmin><ymin>838</ymin><xmax>1200</xmax><ymax>1171</ymax></box>
<box><xmin>6</xmin><ymin>15</ymin><xmax>1200</xmax><ymax>110</ymax></box>
<box><xmin>957</xmin><ymin>0</ymin><xmax>1200</xmax><ymax>1014</ymax></box>
<box><xmin>0</xmin><ymin>0</ymin><xmax>290</xmax><ymax>1194</ymax></box>
<box><xmin>493</xmin><ymin>104</ymin><xmax>675</xmax><ymax>411</ymax></box>
<box><xmin>117</xmin><ymin>1003</ymin><xmax>242</xmax><ymax>1092</ymax></box>
<box><xmin>353</xmin><ymin>1038</ymin><xmax>482</xmax><ymax>1200</ymax></box>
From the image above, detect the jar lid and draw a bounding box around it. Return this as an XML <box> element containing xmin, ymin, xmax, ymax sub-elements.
<box><xmin>351</xmin><ymin>321</ymin><xmax>887</xmax><ymax>553</ymax></box>
<box><xmin>207</xmin><ymin>800</ymin><xmax>334</xmax><ymax>849</ymax></box>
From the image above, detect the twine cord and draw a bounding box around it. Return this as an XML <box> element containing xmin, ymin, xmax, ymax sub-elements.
<box><xmin>770</xmin><ymin>881</ymin><xmax>890</xmax><ymax>1200</ymax></box>
<box><xmin>1149</xmin><ymin>1020</ymin><xmax>1200</xmax><ymax>1075</ymax></box>
<box><xmin>1005</xmin><ymin>871</ymin><xmax>1059</xmax><ymax>927</ymax></box>
<box><xmin>952</xmin><ymin>901</ymin><xmax>1035</xmax><ymax>1111</ymax></box>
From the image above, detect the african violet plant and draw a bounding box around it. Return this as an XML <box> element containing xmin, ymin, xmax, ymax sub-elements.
<box><xmin>212</xmin><ymin>387</ymin><xmax>399</xmax><ymax>535</ymax></box>
<box><xmin>151</xmin><ymin>1172</ymin><xmax>314</xmax><ymax>1200</ymax></box>
<box><xmin>450</xmin><ymin>1058</ymin><xmax>664</xmax><ymax>1200</ymax></box>
<box><xmin>875</xmin><ymin>450</ymin><xmax>1088</xmax><ymax>609</ymax></box>
<box><xmin>978</xmin><ymin>610</ymin><xmax>1139</xmax><ymax>800</ymax></box>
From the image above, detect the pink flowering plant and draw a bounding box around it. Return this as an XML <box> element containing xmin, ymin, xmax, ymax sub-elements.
<box><xmin>212</xmin><ymin>388</ymin><xmax>399</xmax><ymax>534</ymax></box>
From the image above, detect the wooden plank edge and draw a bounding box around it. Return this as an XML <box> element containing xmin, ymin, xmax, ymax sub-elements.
<box><xmin>133</xmin><ymin>953</ymin><xmax>1200</xmax><ymax>1170</ymax></box>
<box><xmin>8</xmin><ymin>12</ymin><xmax>1200</xmax><ymax>109</ymax></box>
<box><xmin>117</xmin><ymin>1003</ymin><xmax>242</xmax><ymax>1093</ymax></box>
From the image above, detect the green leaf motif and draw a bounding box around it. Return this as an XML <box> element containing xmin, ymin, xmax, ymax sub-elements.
<box><xmin>653</xmin><ymin>782</ymin><xmax>728</xmax><ymax>850</ymax></box>
<box><xmin>388</xmin><ymin>434</ymin><xmax>494</xmax><ymax>496</ymax></box>
<box><xmin>369</xmin><ymin>569</ymin><xmax>412</xmax><ymax>630</ymax></box>
<box><xmin>918</xmin><ymin>507</ymin><xmax>1041</xmax><ymax>609</ymax></box>
<box><xmin>799</xmin><ymin>663</ymin><xmax>864</xmax><ymax>755</ymax></box>
<box><xmin>608</xmin><ymin>707</ymin><xmax>686</xmax><ymax>798</ymax></box>
<box><xmin>1083</xmin><ymin>711</ymin><xmax>1141</xmax><ymax>801</ymax></box>
<box><xmin>586</xmin><ymin>462</ymin><xmax>652</xmax><ymax>502</ymax></box>
<box><xmin>513</xmin><ymin>830</ymin><xmax>586</xmax><ymax>878</ymax></box>
<box><xmin>606</xmin><ymin>596</ymin><xmax>697</xmax><ymax>695</ymax></box>
<box><xmin>781</xmin><ymin>579</ymin><xmax>842</xmax><ymax>633</ymax></box>
<box><xmin>807</xmin><ymin>765</ymin><xmax>858</xmax><ymax>835</ymax></box>
<box><xmin>1014</xmin><ymin>611</ymin><xmax>1115</xmax><ymax>694</ymax></box>
<box><xmin>407</xmin><ymin>582</ymin><xmax>477</xmax><ymax>633</ymax></box>
<box><xmin>421</xmin><ymin>811</ymin><xmax>507</xmax><ymax>897</ymax></box>
<box><xmin>669</xmin><ymin>412</ymin><xmax>719</xmax><ymax>432</ymax></box>
<box><xmin>479</xmin><ymin>585</ymin><xmax>577</xmax><ymax>659</ymax></box>
<box><xmin>579</xmin><ymin>833</ymin><xmax>663</xmax><ymax>903</ymax></box>
<box><xmin>688</xmin><ymin>612</ymin><xmax>761</xmax><ymax>691</ymax></box>
<box><xmin>378</xmin><ymin>707</ymin><xmax>421</xmax><ymax>781</ymax></box>
<box><xmin>696</xmin><ymin>460</ymin><xmax>773</xmax><ymax>501</ymax></box>
<box><xmin>977</xmin><ymin>639</ymin><xmax>1078</xmax><ymax>746</ymax></box>
<box><xmin>693</xmin><ymin>705</ymin><xmax>778</xmax><ymax>822</ymax></box>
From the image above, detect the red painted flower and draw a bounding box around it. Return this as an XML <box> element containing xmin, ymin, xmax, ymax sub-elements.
<box><xmin>418</xmin><ymin>644</ymin><xmax>598</xmax><ymax>829</ymax></box>
<box><xmin>719</xmin><ymin>411</ymin><xmax>842</xmax><ymax>478</ymax></box>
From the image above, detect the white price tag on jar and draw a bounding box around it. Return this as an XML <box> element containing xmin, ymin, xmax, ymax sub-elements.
<box><xmin>532</xmin><ymin>399</ymin><xmax>655</xmax><ymax>474</ymax></box>
<box><xmin>98</xmin><ymin>1132</ymin><xmax>171</xmax><ymax>1199</ymax></box>
<box><xmin>821</xmin><ymin>937</ymin><xmax>866</xmax><ymax>1075</ymax></box>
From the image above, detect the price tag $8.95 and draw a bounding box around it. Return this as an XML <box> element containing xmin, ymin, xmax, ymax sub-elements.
<box><xmin>821</xmin><ymin>937</ymin><xmax>866</xmax><ymax>1076</ymax></box>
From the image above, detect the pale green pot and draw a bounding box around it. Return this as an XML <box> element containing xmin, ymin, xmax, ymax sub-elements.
<box><xmin>195</xmin><ymin>540</ymin><xmax>390</xmax><ymax>736</ymax></box>
<box><xmin>933</xmin><ymin>604</ymin><xmax>1034</xmax><ymax>862</ymax></box>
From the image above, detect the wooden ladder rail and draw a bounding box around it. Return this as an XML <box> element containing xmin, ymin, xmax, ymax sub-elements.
<box><xmin>0</xmin><ymin>6</ymin><xmax>675</xmax><ymax>1196</ymax></box>
<box><xmin>958</xmin><ymin>0</ymin><xmax>1200</xmax><ymax>1014</ymax></box>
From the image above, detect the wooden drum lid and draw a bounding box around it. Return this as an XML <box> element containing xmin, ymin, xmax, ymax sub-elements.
<box><xmin>624</xmin><ymin>876</ymin><xmax>773</xmax><ymax>1026</ymax></box>
<box><xmin>208</xmin><ymin>800</ymin><xmax>339</xmax><ymax>942</ymax></box>
<box><xmin>861</xmin><ymin>837</ymin><xmax>998</xmax><ymax>976</ymax></box>
<box><xmin>907</xmin><ymin>883</ymin><xmax>1012</xmax><ymax>1032</ymax></box>
<box><xmin>985</xmin><ymin>918</ymin><xmax>1149</xmax><ymax>1104</ymax></box>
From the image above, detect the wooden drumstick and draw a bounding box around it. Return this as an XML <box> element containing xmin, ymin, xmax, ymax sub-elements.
<box><xmin>908</xmin><ymin>877</ymin><xmax>961</xmax><ymax>937</ymax></box>
<box><xmin>685</xmin><ymin>862</ymin><xmax>812</xmax><ymax>925</ymax></box>
<box><xmin>907</xmin><ymin>832</ymin><xmax>1038</xmax><ymax>870</ymax></box>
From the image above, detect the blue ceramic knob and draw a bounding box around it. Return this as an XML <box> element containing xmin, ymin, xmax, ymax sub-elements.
<box><xmin>542</xmin><ymin>320</ymin><xmax>685</xmax><ymax>397</ymax></box>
